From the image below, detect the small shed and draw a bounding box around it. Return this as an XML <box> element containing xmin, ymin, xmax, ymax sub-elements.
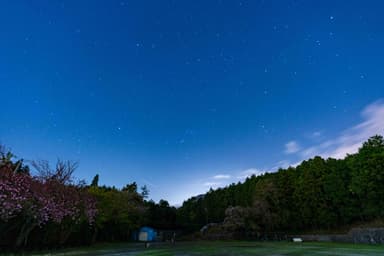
<box><xmin>138</xmin><ymin>227</ymin><xmax>157</xmax><ymax>242</ymax></box>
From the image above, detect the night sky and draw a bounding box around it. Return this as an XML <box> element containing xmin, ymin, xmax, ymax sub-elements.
<box><xmin>1</xmin><ymin>0</ymin><xmax>384</xmax><ymax>205</ymax></box>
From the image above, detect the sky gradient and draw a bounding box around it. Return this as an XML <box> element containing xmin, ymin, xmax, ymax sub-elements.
<box><xmin>1</xmin><ymin>0</ymin><xmax>384</xmax><ymax>205</ymax></box>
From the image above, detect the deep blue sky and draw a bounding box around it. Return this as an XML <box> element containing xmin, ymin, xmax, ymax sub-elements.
<box><xmin>1</xmin><ymin>0</ymin><xmax>384</xmax><ymax>205</ymax></box>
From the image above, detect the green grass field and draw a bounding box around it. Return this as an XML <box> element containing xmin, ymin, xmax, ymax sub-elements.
<box><xmin>22</xmin><ymin>241</ymin><xmax>384</xmax><ymax>256</ymax></box>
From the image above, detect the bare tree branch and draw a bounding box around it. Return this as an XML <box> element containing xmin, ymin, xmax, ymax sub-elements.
<box><xmin>32</xmin><ymin>159</ymin><xmax>78</xmax><ymax>184</ymax></box>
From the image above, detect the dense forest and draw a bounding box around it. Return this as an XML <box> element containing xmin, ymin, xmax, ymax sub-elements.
<box><xmin>1</xmin><ymin>135</ymin><xmax>384</xmax><ymax>250</ymax></box>
<box><xmin>177</xmin><ymin>135</ymin><xmax>384</xmax><ymax>237</ymax></box>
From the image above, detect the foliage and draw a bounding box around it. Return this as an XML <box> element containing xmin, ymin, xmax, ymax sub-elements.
<box><xmin>88</xmin><ymin>183</ymin><xmax>147</xmax><ymax>242</ymax></box>
<box><xmin>2</xmin><ymin>135</ymin><xmax>384</xmax><ymax>250</ymax></box>
<box><xmin>145</xmin><ymin>199</ymin><xmax>178</xmax><ymax>230</ymax></box>
<box><xmin>177</xmin><ymin>135</ymin><xmax>384</xmax><ymax>236</ymax></box>
<box><xmin>0</xmin><ymin>152</ymin><xmax>96</xmax><ymax>249</ymax></box>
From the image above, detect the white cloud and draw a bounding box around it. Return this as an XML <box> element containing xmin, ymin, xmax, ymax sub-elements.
<box><xmin>171</xmin><ymin>167</ymin><xmax>266</xmax><ymax>205</ymax></box>
<box><xmin>301</xmin><ymin>100</ymin><xmax>384</xmax><ymax>159</ymax></box>
<box><xmin>213</xmin><ymin>174</ymin><xmax>231</xmax><ymax>179</ymax></box>
<box><xmin>237</xmin><ymin>168</ymin><xmax>267</xmax><ymax>179</ymax></box>
<box><xmin>284</xmin><ymin>141</ymin><xmax>300</xmax><ymax>154</ymax></box>
<box><xmin>300</xmin><ymin>146</ymin><xmax>319</xmax><ymax>158</ymax></box>
<box><xmin>269</xmin><ymin>160</ymin><xmax>293</xmax><ymax>171</ymax></box>
<box><xmin>203</xmin><ymin>182</ymin><xmax>221</xmax><ymax>187</ymax></box>
<box><xmin>166</xmin><ymin>101</ymin><xmax>384</xmax><ymax>206</ymax></box>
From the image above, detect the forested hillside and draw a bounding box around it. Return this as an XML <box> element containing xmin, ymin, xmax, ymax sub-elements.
<box><xmin>177</xmin><ymin>135</ymin><xmax>384</xmax><ymax>236</ymax></box>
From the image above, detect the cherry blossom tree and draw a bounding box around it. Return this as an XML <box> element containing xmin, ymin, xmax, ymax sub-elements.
<box><xmin>0</xmin><ymin>151</ymin><xmax>97</xmax><ymax>248</ymax></box>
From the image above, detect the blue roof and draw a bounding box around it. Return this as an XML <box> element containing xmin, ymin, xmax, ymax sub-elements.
<box><xmin>140</xmin><ymin>226</ymin><xmax>155</xmax><ymax>232</ymax></box>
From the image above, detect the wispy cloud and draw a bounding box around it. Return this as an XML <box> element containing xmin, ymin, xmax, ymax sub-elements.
<box><xmin>170</xmin><ymin>101</ymin><xmax>384</xmax><ymax>206</ymax></box>
<box><xmin>301</xmin><ymin>100</ymin><xmax>384</xmax><ymax>159</ymax></box>
<box><xmin>213</xmin><ymin>174</ymin><xmax>231</xmax><ymax>179</ymax></box>
<box><xmin>284</xmin><ymin>141</ymin><xmax>300</xmax><ymax>154</ymax></box>
<box><xmin>269</xmin><ymin>160</ymin><xmax>294</xmax><ymax>171</ymax></box>
<box><xmin>203</xmin><ymin>182</ymin><xmax>221</xmax><ymax>187</ymax></box>
<box><xmin>237</xmin><ymin>168</ymin><xmax>267</xmax><ymax>179</ymax></box>
<box><xmin>203</xmin><ymin>169</ymin><xmax>262</xmax><ymax>190</ymax></box>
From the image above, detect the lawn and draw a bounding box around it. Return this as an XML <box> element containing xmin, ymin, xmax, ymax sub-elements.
<box><xmin>21</xmin><ymin>241</ymin><xmax>384</xmax><ymax>256</ymax></box>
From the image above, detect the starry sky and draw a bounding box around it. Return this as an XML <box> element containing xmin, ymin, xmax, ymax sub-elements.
<box><xmin>1</xmin><ymin>0</ymin><xmax>384</xmax><ymax>205</ymax></box>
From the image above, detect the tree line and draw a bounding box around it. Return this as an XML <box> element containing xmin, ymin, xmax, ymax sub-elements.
<box><xmin>1</xmin><ymin>135</ymin><xmax>383</xmax><ymax>250</ymax></box>
<box><xmin>0</xmin><ymin>146</ymin><xmax>177</xmax><ymax>251</ymax></box>
<box><xmin>176</xmin><ymin>135</ymin><xmax>384</xmax><ymax>237</ymax></box>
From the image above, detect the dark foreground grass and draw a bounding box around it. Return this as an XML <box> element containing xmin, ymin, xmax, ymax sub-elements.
<box><xmin>10</xmin><ymin>241</ymin><xmax>384</xmax><ymax>256</ymax></box>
